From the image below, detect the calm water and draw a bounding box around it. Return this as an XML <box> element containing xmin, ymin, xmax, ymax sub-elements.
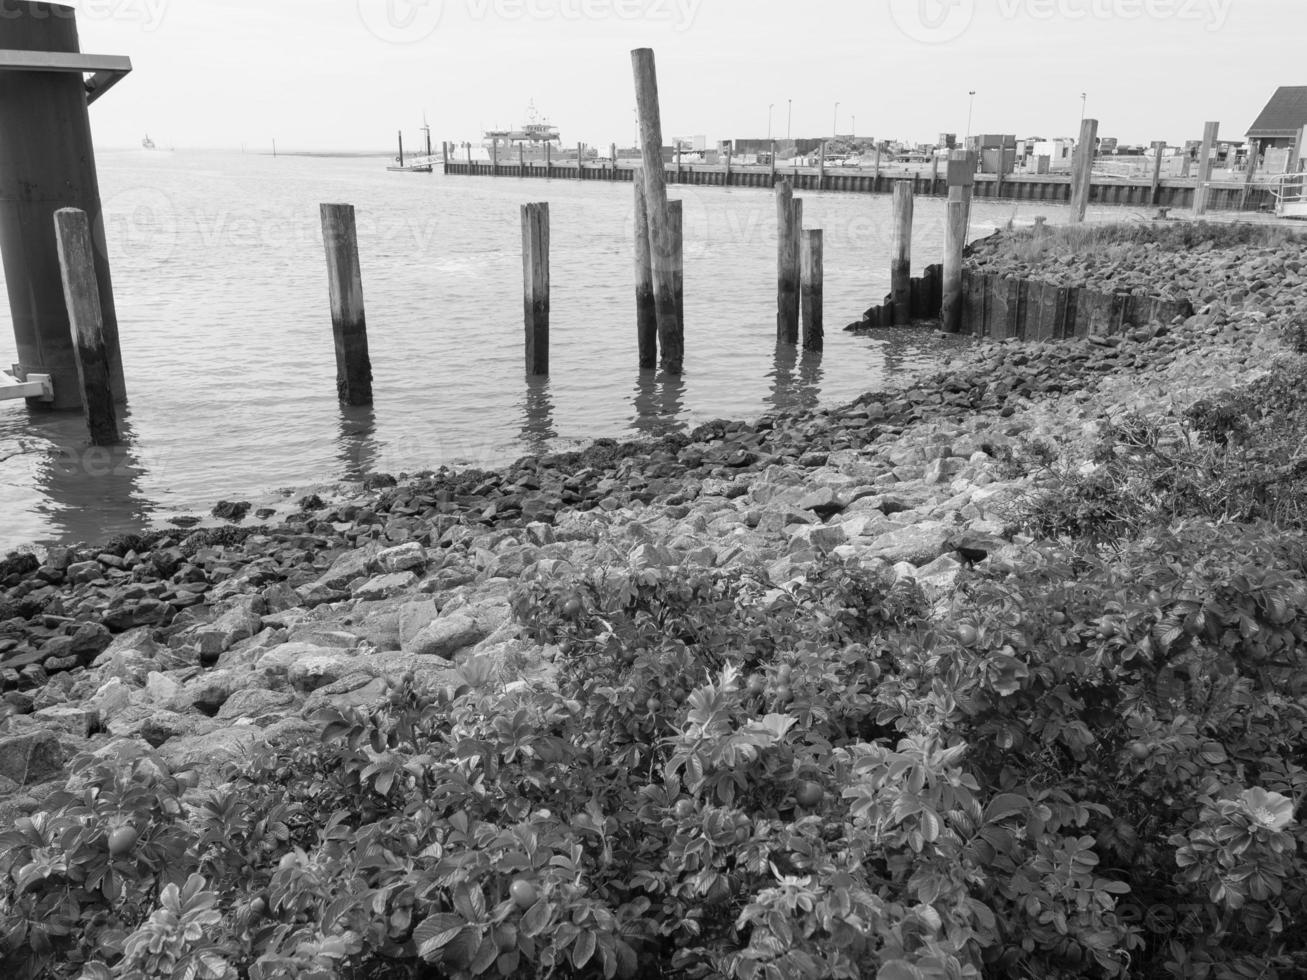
<box><xmin>0</xmin><ymin>151</ymin><xmax>1087</xmax><ymax>549</ymax></box>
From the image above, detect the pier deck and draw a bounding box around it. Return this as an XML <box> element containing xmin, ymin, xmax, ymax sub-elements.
<box><xmin>440</xmin><ymin>160</ymin><xmax>1277</xmax><ymax>213</ymax></box>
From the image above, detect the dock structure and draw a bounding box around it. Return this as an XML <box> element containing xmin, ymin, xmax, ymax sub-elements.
<box><xmin>440</xmin><ymin>157</ymin><xmax>1277</xmax><ymax>212</ymax></box>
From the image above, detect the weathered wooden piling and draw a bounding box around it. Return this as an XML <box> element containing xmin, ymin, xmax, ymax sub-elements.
<box><xmin>545</xmin><ymin>141</ymin><xmax>552</xmax><ymax>177</ymax></box>
<box><xmin>1070</xmin><ymin>118</ymin><xmax>1099</xmax><ymax>222</ymax></box>
<box><xmin>442</xmin><ymin>141</ymin><xmax>450</xmax><ymax>167</ymax></box>
<box><xmin>1193</xmin><ymin>121</ymin><xmax>1219</xmax><ymax>216</ymax></box>
<box><xmin>891</xmin><ymin>181</ymin><xmax>914</xmax><ymax>325</ymax></box>
<box><xmin>577</xmin><ymin>142</ymin><xmax>584</xmax><ymax>177</ymax></box>
<box><xmin>631</xmin><ymin>48</ymin><xmax>683</xmax><ymax>374</ymax></box>
<box><xmin>818</xmin><ymin>141</ymin><xmax>827</xmax><ymax>189</ymax></box>
<box><xmin>776</xmin><ymin>181</ymin><xmax>801</xmax><ymax>343</ymax></box>
<box><xmin>634</xmin><ymin>177</ymin><xmax>656</xmax><ymax>368</ymax></box>
<box><xmin>521</xmin><ymin>202</ymin><xmax>550</xmax><ymax>376</ymax></box>
<box><xmin>801</xmin><ymin>229</ymin><xmax>823</xmax><ymax>352</ymax></box>
<box><xmin>320</xmin><ymin>204</ymin><xmax>374</xmax><ymax>405</ymax></box>
<box><xmin>770</xmin><ymin>141</ymin><xmax>777</xmax><ymax>184</ymax></box>
<box><xmin>668</xmin><ymin>199</ymin><xmax>684</xmax><ymax>329</ymax></box>
<box><xmin>874</xmin><ymin>143</ymin><xmax>882</xmax><ymax>183</ymax></box>
<box><xmin>397</xmin><ymin>130</ymin><xmax>405</xmax><ymax>168</ymax></box>
<box><xmin>519</xmin><ymin>143</ymin><xmax>525</xmax><ymax>174</ymax></box>
<box><xmin>941</xmin><ymin>151</ymin><xmax>973</xmax><ymax>333</ymax></box>
<box><xmin>1241</xmin><ymin>137</ymin><xmax>1260</xmax><ymax>210</ymax></box>
<box><xmin>52</xmin><ymin>208</ymin><xmax>118</xmax><ymax>445</ymax></box>
<box><xmin>491</xmin><ymin>137</ymin><xmax>498</xmax><ymax>174</ymax></box>
<box><xmin>1149</xmin><ymin>140</ymin><xmax>1165</xmax><ymax>205</ymax></box>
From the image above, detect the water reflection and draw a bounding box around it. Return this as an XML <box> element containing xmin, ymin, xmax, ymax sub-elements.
<box><xmin>630</xmin><ymin>370</ymin><xmax>687</xmax><ymax>438</ymax></box>
<box><xmin>337</xmin><ymin>403</ymin><xmax>380</xmax><ymax>481</ymax></box>
<box><xmin>518</xmin><ymin>376</ymin><xmax>557</xmax><ymax>456</ymax></box>
<box><xmin>25</xmin><ymin>408</ymin><xmax>154</xmax><ymax>545</ymax></box>
<box><xmin>767</xmin><ymin>343</ymin><xmax>824</xmax><ymax>414</ymax></box>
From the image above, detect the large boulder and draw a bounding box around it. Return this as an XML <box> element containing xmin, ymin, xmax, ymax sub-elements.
<box><xmin>0</xmin><ymin>730</ymin><xmax>64</xmax><ymax>785</ymax></box>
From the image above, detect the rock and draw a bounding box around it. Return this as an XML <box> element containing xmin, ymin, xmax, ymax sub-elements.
<box><xmin>406</xmin><ymin>613</ymin><xmax>485</xmax><ymax>660</ymax></box>
<box><xmin>864</xmin><ymin>523</ymin><xmax>954</xmax><ymax>566</ymax></box>
<box><xmin>211</xmin><ymin>500</ymin><xmax>251</xmax><ymax>522</ymax></box>
<box><xmin>353</xmin><ymin>571</ymin><xmax>419</xmax><ymax>601</ymax></box>
<box><xmin>0</xmin><ymin>731</ymin><xmax>64</xmax><ymax>785</ymax></box>
<box><xmin>378</xmin><ymin>542</ymin><xmax>427</xmax><ymax>574</ymax></box>
<box><xmin>31</xmin><ymin>705</ymin><xmax>98</xmax><ymax>739</ymax></box>
<box><xmin>157</xmin><ymin>727</ymin><xmax>260</xmax><ymax>771</ymax></box>
<box><xmin>144</xmin><ymin>671</ymin><xmax>187</xmax><ymax>710</ymax></box>
<box><xmin>194</xmin><ymin>595</ymin><xmax>266</xmax><ymax>656</ymax></box>
<box><xmin>398</xmin><ymin>599</ymin><xmax>440</xmax><ymax>649</ymax></box>
<box><xmin>254</xmin><ymin>643</ymin><xmax>352</xmax><ymax>685</ymax></box>
<box><xmin>216</xmin><ymin>687</ymin><xmax>298</xmax><ymax>724</ymax></box>
<box><xmin>287</xmin><ymin>651</ymin><xmax>362</xmax><ymax>693</ymax></box>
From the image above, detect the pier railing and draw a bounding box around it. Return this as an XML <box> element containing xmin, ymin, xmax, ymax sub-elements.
<box><xmin>441</xmin><ymin>158</ymin><xmax>1278</xmax><ymax>213</ymax></box>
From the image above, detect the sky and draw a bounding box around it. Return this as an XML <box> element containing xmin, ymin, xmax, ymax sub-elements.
<box><xmin>24</xmin><ymin>0</ymin><xmax>1305</xmax><ymax>153</ymax></box>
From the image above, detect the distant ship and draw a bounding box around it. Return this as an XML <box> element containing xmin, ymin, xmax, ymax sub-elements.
<box><xmin>141</xmin><ymin>134</ymin><xmax>156</xmax><ymax>149</ymax></box>
<box><xmin>483</xmin><ymin>101</ymin><xmax>561</xmax><ymax>161</ymax></box>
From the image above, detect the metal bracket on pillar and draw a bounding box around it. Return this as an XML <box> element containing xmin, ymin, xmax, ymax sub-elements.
<box><xmin>0</xmin><ymin>50</ymin><xmax>133</xmax><ymax>103</ymax></box>
<box><xmin>0</xmin><ymin>368</ymin><xmax>54</xmax><ymax>403</ymax></box>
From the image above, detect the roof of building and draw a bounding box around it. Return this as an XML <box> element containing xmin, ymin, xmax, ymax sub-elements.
<box><xmin>1248</xmin><ymin>86</ymin><xmax>1307</xmax><ymax>138</ymax></box>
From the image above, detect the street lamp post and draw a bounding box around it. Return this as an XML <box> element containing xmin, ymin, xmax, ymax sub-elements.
<box><xmin>1080</xmin><ymin>92</ymin><xmax>1087</xmax><ymax>128</ymax></box>
<box><xmin>834</xmin><ymin>101</ymin><xmax>840</xmax><ymax>138</ymax></box>
<box><xmin>769</xmin><ymin>103</ymin><xmax>774</xmax><ymax>141</ymax></box>
<box><xmin>966</xmin><ymin>90</ymin><xmax>976</xmax><ymax>141</ymax></box>
<box><xmin>852</xmin><ymin>115</ymin><xmax>856</xmax><ymax>139</ymax></box>
<box><xmin>787</xmin><ymin>99</ymin><xmax>792</xmax><ymax>139</ymax></box>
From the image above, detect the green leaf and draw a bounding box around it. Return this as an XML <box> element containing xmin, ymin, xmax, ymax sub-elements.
<box><xmin>413</xmin><ymin>914</ymin><xmax>468</xmax><ymax>960</ymax></box>
<box><xmin>520</xmin><ymin>899</ymin><xmax>552</xmax><ymax>938</ymax></box>
<box><xmin>572</xmin><ymin>930</ymin><xmax>597</xmax><ymax>970</ymax></box>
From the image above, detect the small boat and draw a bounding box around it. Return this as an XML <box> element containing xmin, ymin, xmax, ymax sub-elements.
<box><xmin>141</xmin><ymin>134</ymin><xmax>156</xmax><ymax>149</ymax></box>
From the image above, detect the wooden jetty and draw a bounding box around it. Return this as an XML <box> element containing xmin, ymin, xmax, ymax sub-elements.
<box><xmin>441</xmin><ymin>153</ymin><xmax>1278</xmax><ymax>213</ymax></box>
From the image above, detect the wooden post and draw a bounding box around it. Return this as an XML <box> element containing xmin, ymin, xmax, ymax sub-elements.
<box><xmin>776</xmin><ymin>181</ymin><xmax>801</xmax><ymax>343</ymax></box>
<box><xmin>545</xmin><ymin>140</ymin><xmax>552</xmax><ymax>177</ymax></box>
<box><xmin>891</xmin><ymin>181</ymin><xmax>913</xmax><ymax>325</ymax></box>
<box><xmin>1150</xmin><ymin>141</ymin><xmax>1165</xmax><ymax>205</ymax></box>
<box><xmin>631</xmin><ymin>48</ymin><xmax>683</xmax><ymax>374</ymax></box>
<box><xmin>770</xmin><ymin>140</ymin><xmax>777</xmax><ymax>184</ymax></box>
<box><xmin>941</xmin><ymin>151</ymin><xmax>973</xmax><ymax>334</ymax></box>
<box><xmin>1069</xmin><ymin>117</ymin><xmax>1098</xmax><ymax>222</ymax></box>
<box><xmin>668</xmin><ymin>199</ymin><xmax>684</xmax><ymax>330</ymax></box>
<box><xmin>521</xmin><ymin>202</ymin><xmax>550</xmax><ymax>376</ymax></box>
<box><xmin>52</xmin><ymin>208</ymin><xmax>118</xmax><ymax>444</ymax></box>
<box><xmin>577</xmin><ymin>142</ymin><xmax>584</xmax><ymax>178</ymax></box>
<box><xmin>466</xmin><ymin>143</ymin><xmax>472</xmax><ymax>167</ymax></box>
<box><xmin>398</xmin><ymin>130</ymin><xmax>405</xmax><ymax>168</ymax></box>
<box><xmin>491</xmin><ymin>137</ymin><xmax>498</xmax><ymax>174</ymax></box>
<box><xmin>874</xmin><ymin>142</ymin><xmax>882</xmax><ymax>183</ymax></box>
<box><xmin>634</xmin><ymin>176</ymin><xmax>656</xmax><ymax>368</ymax></box>
<box><xmin>676</xmin><ymin>141</ymin><xmax>682</xmax><ymax>178</ymax></box>
<box><xmin>724</xmin><ymin>144</ymin><xmax>732</xmax><ymax>185</ymax></box>
<box><xmin>931</xmin><ymin>153</ymin><xmax>941</xmax><ymax>195</ymax></box>
<box><xmin>611</xmin><ymin>142</ymin><xmax>617</xmax><ymax>167</ymax></box>
<box><xmin>519</xmin><ymin>143</ymin><xmax>525</xmax><ymax>175</ymax></box>
<box><xmin>442</xmin><ymin>140</ymin><xmax>450</xmax><ymax>169</ymax></box>
<box><xmin>1193</xmin><ymin>121</ymin><xmax>1219</xmax><ymax>215</ymax></box>
<box><xmin>801</xmin><ymin>229</ymin><xmax>823</xmax><ymax>352</ymax></box>
<box><xmin>818</xmin><ymin>141</ymin><xmax>826</xmax><ymax>189</ymax></box>
<box><xmin>1241</xmin><ymin>137</ymin><xmax>1260</xmax><ymax>210</ymax></box>
<box><xmin>319</xmin><ymin>204</ymin><xmax>374</xmax><ymax>405</ymax></box>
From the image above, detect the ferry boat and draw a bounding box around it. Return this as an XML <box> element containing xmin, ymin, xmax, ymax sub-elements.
<box><xmin>483</xmin><ymin>101</ymin><xmax>561</xmax><ymax>162</ymax></box>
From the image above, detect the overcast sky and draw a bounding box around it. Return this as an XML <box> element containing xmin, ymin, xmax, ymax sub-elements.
<box><xmin>49</xmin><ymin>0</ymin><xmax>1301</xmax><ymax>152</ymax></box>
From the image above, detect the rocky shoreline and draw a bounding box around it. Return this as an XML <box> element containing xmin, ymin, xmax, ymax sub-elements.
<box><xmin>1</xmin><ymin>223</ymin><xmax>1302</xmax><ymax>819</ymax></box>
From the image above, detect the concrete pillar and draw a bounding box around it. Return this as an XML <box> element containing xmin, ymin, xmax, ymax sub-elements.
<box><xmin>0</xmin><ymin>1</ymin><xmax>127</xmax><ymax>408</ymax></box>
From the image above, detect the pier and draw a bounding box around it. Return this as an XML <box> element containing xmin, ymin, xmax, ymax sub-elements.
<box><xmin>440</xmin><ymin>155</ymin><xmax>1278</xmax><ymax>213</ymax></box>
